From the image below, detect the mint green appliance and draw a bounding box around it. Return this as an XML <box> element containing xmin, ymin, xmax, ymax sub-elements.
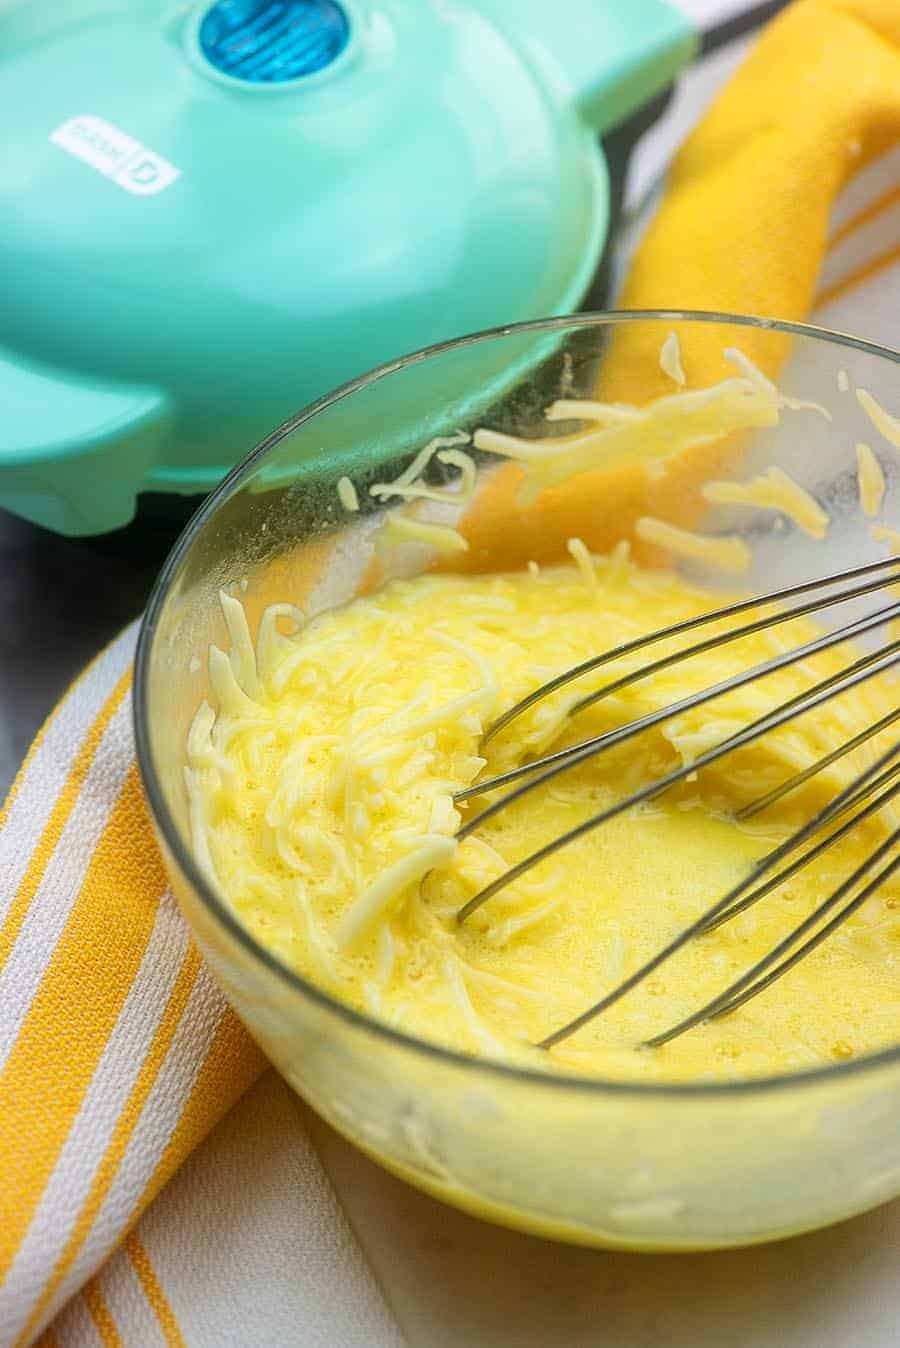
<box><xmin>0</xmin><ymin>0</ymin><xmax>695</xmax><ymax>534</ymax></box>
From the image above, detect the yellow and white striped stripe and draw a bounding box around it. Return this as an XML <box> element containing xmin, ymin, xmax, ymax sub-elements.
<box><xmin>46</xmin><ymin>1231</ymin><xmax>185</xmax><ymax>1348</ymax></box>
<box><xmin>40</xmin><ymin>1074</ymin><xmax>404</xmax><ymax>1348</ymax></box>
<box><xmin>0</xmin><ymin>626</ymin><xmax>265</xmax><ymax>1346</ymax></box>
<box><xmin>813</xmin><ymin>147</ymin><xmax>900</xmax><ymax>323</ymax></box>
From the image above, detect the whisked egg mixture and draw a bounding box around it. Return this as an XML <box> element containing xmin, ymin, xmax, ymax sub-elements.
<box><xmin>187</xmin><ymin>547</ymin><xmax>900</xmax><ymax>1082</ymax></box>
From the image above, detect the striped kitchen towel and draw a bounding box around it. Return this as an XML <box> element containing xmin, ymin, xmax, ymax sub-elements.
<box><xmin>0</xmin><ymin>627</ymin><xmax>402</xmax><ymax>1347</ymax></box>
<box><xmin>1</xmin><ymin>0</ymin><xmax>898</xmax><ymax>1343</ymax></box>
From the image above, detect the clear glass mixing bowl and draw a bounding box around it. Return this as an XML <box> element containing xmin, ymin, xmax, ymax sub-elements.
<box><xmin>135</xmin><ymin>313</ymin><xmax>900</xmax><ymax>1250</ymax></box>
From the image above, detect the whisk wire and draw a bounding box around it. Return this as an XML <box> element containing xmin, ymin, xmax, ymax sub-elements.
<box><xmin>481</xmin><ymin>556</ymin><xmax>900</xmax><ymax>747</ymax></box>
<box><xmin>457</xmin><ymin>621</ymin><xmax>900</xmax><ymax>915</ymax></box>
<box><xmin>456</xmin><ymin>598</ymin><xmax>900</xmax><ymax>819</ymax></box>
<box><xmin>535</xmin><ymin>734</ymin><xmax>900</xmax><ymax>1050</ymax></box>
<box><xmin>455</xmin><ymin>558</ymin><xmax>900</xmax><ymax>1052</ymax></box>
<box><xmin>699</xmin><ymin>755</ymin><xmax>900</xmax><ymax>934</ymax></box>
<box><xmin>736</xmin><ymin>699</ymin><xmax>900</xmax><ymax>820</ymax></box>
<box><xmin>647</xmin><ymin>827</ymin><xmax>900</xmax><ymax>1046</ymax></box>
<box><xmin>570</xmin><ymin>572</ymin><xmax>900</xmax><ymax>722</ymax></box>
<box><xmin>707</xmin><ymin>852</ymin><xmax>900</xmax><ymax>1021</ymax></box>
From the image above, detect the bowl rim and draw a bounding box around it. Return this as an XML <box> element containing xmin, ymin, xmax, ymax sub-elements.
<box><xmin>135</xmin><ymin>308</ymin><xmax>900</xmax><ymax>1100</ymax></box>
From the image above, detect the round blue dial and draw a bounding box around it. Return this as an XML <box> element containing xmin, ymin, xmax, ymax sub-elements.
<box><xmin>198</xmin><ymin>0</ymin><xmax>350</xmax><ymax>83</ymax></box>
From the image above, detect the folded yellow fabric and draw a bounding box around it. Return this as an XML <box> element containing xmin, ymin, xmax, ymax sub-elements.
<box><xmin>1</xmin><ymin>2</ymin><xmax>899</xmax><ymax>1343</ymax></box>
<box><xmin>610</xmin><ymin>0</ymin><xmax>900</xmax><ymax>393</ymax></box>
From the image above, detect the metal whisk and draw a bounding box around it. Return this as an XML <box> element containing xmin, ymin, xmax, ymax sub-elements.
<box><xmin>452</xmin><ymin>556</ymin><xmax>900</xmax><ymax>1050</ymax></box>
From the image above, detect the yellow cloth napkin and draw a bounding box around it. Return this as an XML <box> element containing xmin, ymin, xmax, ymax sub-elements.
<box><xmin>1</xmin><ymin>2</ymin><xmax>899</xmax><ymax>1343</ymax></box>
<box><xmin>611</xmin><ymin>0</ymin><xmax>900</xmax><ymax>391</ymax></box>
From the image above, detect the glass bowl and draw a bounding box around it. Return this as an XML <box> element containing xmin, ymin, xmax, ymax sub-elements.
<box><xmin>135</xmin><ymin>312</ymin><xmax>900</xmax><ymax>1250</ymax></box>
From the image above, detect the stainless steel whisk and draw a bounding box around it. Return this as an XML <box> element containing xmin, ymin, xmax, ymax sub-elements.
<box><xmin>452</xmin><ymin>555</ymin><xmax>900</xmax><ymax>1050</ymax></box>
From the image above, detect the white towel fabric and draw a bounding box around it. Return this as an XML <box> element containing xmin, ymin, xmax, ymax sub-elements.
<box><xmin>51</xmin><ymin>1071</ymin><xmax>403</xmax><ymax>1348</ymax></box>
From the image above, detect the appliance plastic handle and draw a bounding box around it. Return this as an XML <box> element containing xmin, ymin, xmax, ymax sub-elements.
<box><xmin>480</xmin><ymin>0</ymin><xmax>698</xmax><ymax>135</ymax></box>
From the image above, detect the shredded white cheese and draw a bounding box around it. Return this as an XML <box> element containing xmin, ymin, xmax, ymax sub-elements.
<box><xmin>337</xmin><ymin>476</ymin><xmax>359</xmax><ymax>512</ymax></box>
<box><xmin>369</xmin><ymin>432</ymin><xmax>470</xmax><ymax>503</ymax></box>
<box><xmin>208</xmin><ymin>643</ymin><xmax>259</xmax><ymax>715</ymax></box>
<box><xmin>723</xmin><ymin>347</ymin><xmax>778</xmax><ymax>397</ymax></box>
<box><xmin>659</xmin><ymin>331</ymin><xmax>686</xmax><ymax>386</ymax></box>
<box><xmin>256</xmin><ymin>602</ymin><xmax>305</xmax><ymax>685</ymax></box>
<box><xmin>442</xmin><ymin>956</ymin><xmax>508</xmax><ymax>1056</ymax></box>
<box><xmin>338</xmin><ymin>835</ymin><xmax>457</xmax><ymax>948</ymax></box>
<box><xmin>427</xmin><ymin>628</ymin><xmax>498</xmax><ymax>721</ymax></box>
<box><xmin>858</xmin><ymin>388</ymin><xmax>900</xmax><ymax>450</ymax></box>
<box><xmin>435</xmin><ymin>446</ymin><xmax>477</xmax><ymax>499</ymax></box>
<box><xmin>723</xmin><ymin>348</ymin><xmax>831</xmax><ymax>420</ymax></box>
<box><xmin>856</xmin><ymin>443</ymin><xmax>886</xmax><ymax>518</ymax></box>
<box><xmin>375</xmin><ymin>515</ymin><xmax>469</xmax><ymax>556</ymax></box>
<box><xmin>566</xmin><ymin>537</ymin><xmax>598</xmax><ymax>594</ymax></box>
<box><xmin>635</xmin><ymin>516</ymin><xmax>751</xmax><ymax>575</ymax></box>
<box><xmin>608</xmin><ymin>538</ymin><xmax>631</xmax><ymax>580</ymax></box>
<box><xmin>486</xmin><ymin>896</ymin><xmax>566</xmax><ymax>947</ymax></box>
<box><xmin>545</xmin><ymin>399</ymin><xmax>641</xmax><ymax>425</ymax></box>
<box><xmin>476</xmin><ymin>376</ymin><xmax>781</xmax><ymax>506</ymax></box>
<box><xmin>702</xmin><ymin>467</ymin><xmax>829</xmax><ymax>539</ymax></box>
<box><xmin>838</xmin><ymin>369</ymin><xmax>850</xmax><ymax>393</ymax></box>
<box><xmin>368</xmin><ymin>437</ymin><xmax>476</xmax><ymax>562</ymax></box>
<box><xmin>220</xmin><ymin>589</ymin><xmax>259</xmax><ymax>697</ymax></box>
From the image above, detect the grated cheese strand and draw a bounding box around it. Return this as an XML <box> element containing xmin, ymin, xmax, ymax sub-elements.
<box><xmin>337</xmin><ymin>476</ymin><xmax>359</xmax><ymax>512</ymax></box>
<box><xmin>370</xmin><ymin>431</ymin><xmax>470</xmax><ymax>502</ymax></box>
<box><xmin>475</xmin><ymin>376</ymin><xmax>781</xmax><ymax>505</ymax></box>
<box><xmin>428</xmin><ymin>628</ymin><xmax>498</xmax><ymax>718</ymax></box>
<box><xmin>256</xmin><ymin>602</ymin><xmax>305</xmax><ymax>686</ymax></box>
<box><xmin>442</xmin><ymin>957</ymin><xmax>508</xmax><ymax>1056</ymax></box>
<box><xmin>220</xmin><ymin>590</ymin><xmax>259</xmax><ymax>697</ymax></box>
<box><xmin>208</xmin><ymin>643</ymin><xmax>260</xmax><ymax>716</ymax></box>
<box><xmin>544</xmin><ymin>399</ymin><xmax>641</xmax><ymax>425</ymax></box>
<box><xmin>723</xmin><ymin>347</ymin><xmax>778</xmax><ymax>398</ymax></box>
<box><xmin>375</xmin><ymin>515</ymin><xmax>469</xmax><ymax>555</ymax></box>
<box><xmin>436</xmin><ymin>447</ymin><xmax>477</xmax><ymax>498</ymax></box>
<box><xmin>566</xmin><ymin>537</ymin><xmax>598</xmax><ymax>593</ymax></box>
<box><xmin>724</xmin><ymin>348</ymin><xmax>831</xmax><ymax>420</ymax></box>
<box><xmin>338</xmin><ymin>835</ymin><xmax>457</xmax><ymax>948</ymax></box>
<box><xmin>857</xmin><ymin>388</ymin><xmax>900</xmax><ymax>450</ymax></box>
<box><xmin>635</xmin><ymin>516</ymin><xmax>751</xmax><ymax>575</ymax></box>
<box><xmin>856</xmin><ymin>443</ymin><xmax>886</xmax><ymax>518</ymax></box>
<box><xmin>702</xmin><ymin>467</ymin><xmax>829</xmax><ymax>539</ymax></box>
<box><xmin>660</xmin><ymin>331</ymin><xmax>686</xmax><ymax>386</ymax></box>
